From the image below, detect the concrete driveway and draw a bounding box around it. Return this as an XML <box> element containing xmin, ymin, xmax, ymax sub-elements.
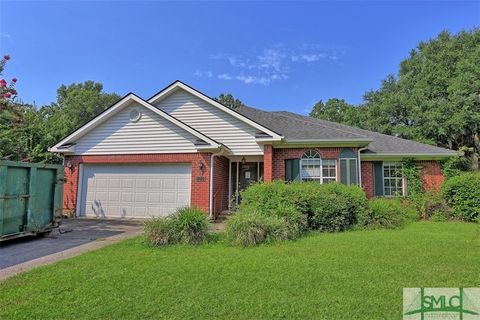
<box><xmin>0</xmin><ymin>219</ymin><xmax>143</xmax><ymax>280</ymax></box>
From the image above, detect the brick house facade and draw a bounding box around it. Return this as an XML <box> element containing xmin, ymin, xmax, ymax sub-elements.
<box><xmin>51</xmin><ymin>81</ymin><xmax>455</xmax><ymax>219</ymax></box>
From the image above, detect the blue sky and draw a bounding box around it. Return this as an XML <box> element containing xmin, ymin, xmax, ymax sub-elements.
<box><xmin>0</xmin><ymin>1</ymin><xmax>478</xmax><ymax>114</ymax></box>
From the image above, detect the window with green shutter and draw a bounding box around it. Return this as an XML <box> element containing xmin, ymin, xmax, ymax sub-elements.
<box><xmin>340</xmin><ymin>158</ymin><xmax>358</xmax><ymax>185</ymax></box>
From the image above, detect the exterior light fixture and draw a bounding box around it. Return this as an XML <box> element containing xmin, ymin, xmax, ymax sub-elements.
<box><xmin>241</xmin><ymin>156</ymin><xmax>246</xmax><ymax>164</ymax></box>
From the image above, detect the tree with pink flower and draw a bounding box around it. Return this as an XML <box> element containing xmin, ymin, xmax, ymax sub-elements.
<box><xmin>0</xmin><ymin>54</ymin><xmax>17</xmax><ymax>103</ymax></box>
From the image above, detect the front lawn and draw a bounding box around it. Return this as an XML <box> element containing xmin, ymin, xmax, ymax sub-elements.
<box><xmin>1</xmin><ymin>222</ymin><xmax>479</xmax><ymax>319</ymax></box>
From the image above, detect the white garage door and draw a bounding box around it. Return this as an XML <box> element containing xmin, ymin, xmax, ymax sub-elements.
<box><xmin>79</xmin><ymin>164</ymin><xmax>191</xmax><ymax>218</ymax></box>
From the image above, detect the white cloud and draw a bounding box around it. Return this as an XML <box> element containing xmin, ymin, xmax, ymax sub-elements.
<box><xmin>199</xmin><ymin>45</ymin><xmax>344</xmax><ymax>86</ymax></box>
<box><xmin>291</xmin><ymin>53</ymin><xmax>327</xmax><ymax>62</ymax></box>
<box><xmin>194</xmin><ymin>70</ymin><xmax>213</xmax><ymax>77</ymax></box>
<box><xmin>236</xmin><ymin>75</ymin><xmax>271</xmax><ymax>85</ymax></box>
<box><xmin>218</xmin><ymin>73</ymin><xmax>232</xmax><ymax>80</ymax></box>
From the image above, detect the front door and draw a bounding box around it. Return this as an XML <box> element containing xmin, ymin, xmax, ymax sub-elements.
<box><xmin>230</xmin><ymin>161</ymin><xmax>263</xmax><ymax>206</ymax></box>
<box><xmin>239</xmin><ymin>162</ymin><xmax>258</xmax><ymax>191</ymax></box>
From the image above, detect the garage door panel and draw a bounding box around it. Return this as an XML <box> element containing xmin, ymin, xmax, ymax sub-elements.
<box><xmin>163</xmin><ymin>178</ymin><xmax>176</xmax><ymax>189</ymax></box>
<box><xmin>80</xmin><ymin>164</ymin><xmax>192</xmax><ymax>218</ymax></box>
<box><xmin>122</xmin><ymin>179</ymin><xmax>134</xmax><ymax>188</ymax></box>
<box><xmin>177</xmin><ymin>178</ymin><xmax>190</xmax><ymax>189</ymax></box>
<box><xmin>177</xmin><ymin>192</ymin><xmax>190</xmax><ymax>203</ymax></box>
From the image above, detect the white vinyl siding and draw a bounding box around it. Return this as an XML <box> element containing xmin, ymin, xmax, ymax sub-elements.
<box><xmin>79</xmin><ymin>164</ymin><xmax>191</xmax><ymax>218</ymax></box>
<box><xmin>156</xmin><ymin>89</ymin><xmax>263</xmax><ymax>155</ymax></box>
<box><xmin>74</xmin><ymin>103</ymin><xmax>200</xmax><ymax>155</ymax></box>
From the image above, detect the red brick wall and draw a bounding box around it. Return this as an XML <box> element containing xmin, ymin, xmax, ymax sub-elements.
<box><xmin>361</xmin><ymin>161</ymin><xmax>375</xmax><ymax>198</ymax></box>
<box><xmin>63</xmin><ymin>153</ymin><xmax>212</xmax><ymax>215</ymax></box>
<box><xmin>271</xmin><ymin>147</ymin><xmax>342</xmax><ymax>180</ymax></box>
<box><xmin>213</xmin><ymin>156</ymin><xmax>229</xmax><ymax>215</ymax></box>
<box><xmin>359</xmin><ymin>160</ymin><xmax>444</xmax><ymax>198</ymax></box>
<box><xmin>419</xmin><ymin>161</ymin><xmax>444</xmax><ymax>191</ymax></box>
<box><xmin>264</xmin><ymin>145</ymin><xmax>273</xmax><ymax>182</ymax></box>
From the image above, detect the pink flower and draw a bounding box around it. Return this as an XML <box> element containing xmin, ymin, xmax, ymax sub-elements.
<box><xmin>0</xmin><ymin>79</ymin><xmax>7</xmax><ymax>87</ymax></box>
<box><xmin>12</xmin><ymin>78</ymin><xmax>17</xmax><ymax>83</ymax></box>
<box><xmin>3</xmin><ymin>55</ymin><xmax>10</xmax><ymax>60</ymax></box>
<box><xmin>4</xmin><ymin>92</ymin><xmax>11</xmax><ymax>98</ymax></box>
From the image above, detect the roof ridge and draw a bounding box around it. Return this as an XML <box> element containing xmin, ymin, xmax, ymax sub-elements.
<box><xmin>275</xmin><ymin>110</ymin><xmax>453</xmax><ymax>153</ymax></box>
<box><xmin>272</xmin><ymin>110</ymin><xmax>369</xmax><ymax>139</ymax></box>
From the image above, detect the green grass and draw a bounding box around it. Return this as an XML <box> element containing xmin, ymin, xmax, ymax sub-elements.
<box><xmin>1</xmin><ymin>222</ymin><xmax>479</xmax><ymax>319</ymax></box>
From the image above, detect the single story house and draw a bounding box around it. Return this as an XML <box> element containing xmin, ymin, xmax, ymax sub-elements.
<box><xmin>50</xmin><ymin>80</ymin><xmax>457</xmax><ymax>219</ymax></box>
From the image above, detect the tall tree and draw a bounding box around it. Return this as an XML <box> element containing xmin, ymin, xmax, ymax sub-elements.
<box><xmin>309</xmin><ymin>98</ymin><xmax>360</xmax><ymax>125</ymax></box>
<box><xmin>214</xmin><ymin>93</ymin><xmax>243</xmax><ymax>109</ymax></box>
<box><xmin>45</xmin><ymin>81</ymin><xmax>121</xmax><ymax>140</ymax></box>
<box><xmin>309</xmin><ymin>28</ymin><xmax>480</xmax><ymax>153</ymax></box>
<box><xmin>1</xmin><ymin>81</ymin><xmax>120</xmax><ymax>163</ymax></box>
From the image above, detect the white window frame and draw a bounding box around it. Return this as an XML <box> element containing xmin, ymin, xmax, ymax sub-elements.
<box><xmin>383</xmin><ymin>161</ymin><xmax>404</xmax><ymax>196</ymax></box>
<box><xmin>300</xmin><ymin>150</ymin><xmax>337</xmax><ymax>184</ymax></box>
<box><xmin>322</xmin><ymin>159</ymin><xmax>337</xmax><ymax>183</ymax></box>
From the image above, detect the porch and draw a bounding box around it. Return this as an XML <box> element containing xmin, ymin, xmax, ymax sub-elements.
<box><xmin>212</xmin><ymin>155</ymin><xmax>265</xmax><ymax>217</ymax></box>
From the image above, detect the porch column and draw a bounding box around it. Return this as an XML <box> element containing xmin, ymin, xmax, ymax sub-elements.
<box><xmin>264</xmin><ymin>144</ymin><xmax>273</xmax><ymax>182</ymax></box>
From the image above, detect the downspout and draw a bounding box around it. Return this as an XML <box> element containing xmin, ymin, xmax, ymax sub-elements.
<box><xmin>358</xmin><ymin>147</ymin><xmax>368</xmax><ymax>187</ymax></box>
<box><xmin>209</xmin><ymin>149</ymin><xmax>225</xmax><ymax>220</ymax></box>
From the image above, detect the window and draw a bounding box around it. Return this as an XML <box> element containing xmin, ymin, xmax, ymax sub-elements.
<box><xmin>300</xmin><ymin>150</ymin><xmax>321</xmax><ymax>181</ymax></box>
<box><xmin>300</xmin><ymin>150</ymin><xmax>337</xmax><ymax>183</ymax></box>
<box><xmin>322</xmin><ymin>160</ymin><xmax>336</xmax><ymax>183</ymax></box>
<box><xmin>340</xmin><ymin>158</ymin><xmax>358</xmax><ymax>185</ymax></box>
<box><xmin>383</xmin><ymin>162</ymin><xmax>403</xmax><ymax>196</ymax></box>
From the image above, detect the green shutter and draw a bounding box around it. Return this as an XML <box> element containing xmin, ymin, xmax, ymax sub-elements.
<box><xmin>285</xmin><ymin>159</ymin><xmax>300</xmax><ymax>182</ymax></box>
<box><xmin>373</xmin><ymin>161</ymin><xmax>384</xmax><ymax>196</ymax></box>
<box><xmin>340</xmin><ymin>159</ymin><xmax>348</xmax><ymax>184</ymax></box>
<box><xmin>349</xmin><ymin>159</ymin><xmax>358</xmax><ymax>185</ymax></box>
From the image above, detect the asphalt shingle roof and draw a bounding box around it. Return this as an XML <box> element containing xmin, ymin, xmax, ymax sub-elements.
<box><xmin>236</xmin><ymin>105</ymin><xmax>456</xmax><ymax>155</ymax></box>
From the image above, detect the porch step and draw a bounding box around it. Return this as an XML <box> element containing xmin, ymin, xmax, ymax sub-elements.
<box><xmin>214</xmin><ymin>210</ymin><xmax>231</xmax><ymax>223</ymax></box>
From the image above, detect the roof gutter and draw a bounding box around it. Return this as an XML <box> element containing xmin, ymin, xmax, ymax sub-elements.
<box><xmin>360</xmin><ymin>152</ymin><xmax>458</xmax><ymax>161</ymax></box>
<box><xmin>278</xmin><ymin>138</ymin><xmax>372</xmax><ymax>148</ymax></box>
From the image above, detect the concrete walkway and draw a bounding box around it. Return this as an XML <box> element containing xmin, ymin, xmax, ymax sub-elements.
<box><xmin>0</xmin><ymin>219</ymin><xmax>143</xmax><ymax>281</ymax></box>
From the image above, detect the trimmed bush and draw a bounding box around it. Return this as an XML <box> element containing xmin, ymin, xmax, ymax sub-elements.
<box><xmin>357</xmin><ymin>198</ymin><xmax>415</xmax><ymax>230</ymax></box>
<box><xmin>442</xmin><ymin>173</ymin><xmax>480</xmax><ymax>222</ymax></box>
<box><xmin>225</xmin><ymin>211</ymin><xmax>292</xmax><ymax>246</ymax></box>
<box><xmin>241</xmin><ymin>181</ymin><xmax>368</xmax><ymax>232</ymax></box>
<box><xmin>309</xmin><ymin>183</ymin><xmax>368</xmax><ymax>232</ymax></box>
<box><xmin>144</xmin><ymin>207</ymin><xmax>209</xmax><ymax>246</ymax></box>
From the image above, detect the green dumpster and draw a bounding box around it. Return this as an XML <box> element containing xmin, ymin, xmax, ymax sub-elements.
<box><xmin>0</xmin><ymin>160</ymin><xmax>64</xmax><ymax>241</ymax></box>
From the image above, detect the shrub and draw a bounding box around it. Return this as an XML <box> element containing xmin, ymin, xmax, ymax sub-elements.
<box><xmin>409</xmin><ymin>190</ymin><xmax>451</xmax><ymax>221</ymax></box>
<box><xmin>173</xmin><ymin>207</ymin><xmax>209</xmax><ymax>244</ymax></box>
<box><xmin>441</xmin><ymin>155</ymin><xmax>472</xmax><ymax>179</ymax></box>
<box><xmin>144</xmin><ymin>207</ymin><xmax>209</xmax><ymax>246</ymax></box>
<box><xmin>144</xmin><ymin>217</ymin><xmax>178</xmax><ymax>246</ymax></box>
<box><xmin>357</xmin><ymin>198</ymin><xmax>414</xmax><ymax>230</ymax></box>
<box><xmin>241</xmin><ymin>181</ymin><xmax>368</xmax><ymax>232</ymax></box>
<box><xmin>240</xmin><ymin>181</ymin><xmax>295</xmax><ymax>213</ymax></box>
<box><xmin>225</xmin><ymin>210</ymin><xmax>292</xmax><ymax>246</ymax></box>
<box><xmin>309</xmin><ymin>183</ymin><xmax>368</xmax><ymax>232</ymax></box>
<box><xmin>442</xmin><ymin>173</ymin><xmax>480</xmax><ymax>222</ymax></box>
